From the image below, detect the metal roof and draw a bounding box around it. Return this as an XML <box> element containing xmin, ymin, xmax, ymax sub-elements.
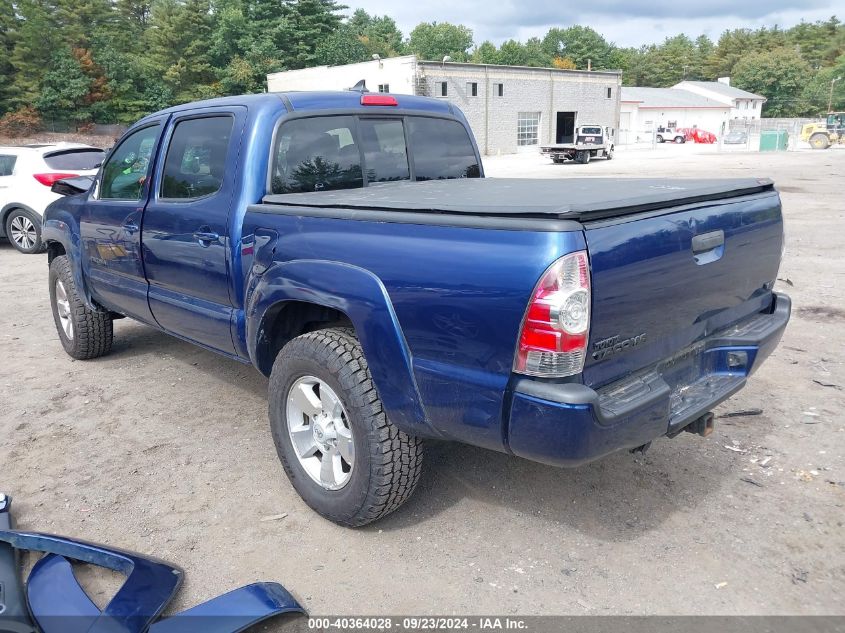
<box><xmin>621</xmin><ymin>87</ymin><xmax>729</xmax><ymax>109</ymax></box>
<box><xmin>675</xmin><ymin>81</ymin><xmax>767</xmax><ymax>101</ymax></box>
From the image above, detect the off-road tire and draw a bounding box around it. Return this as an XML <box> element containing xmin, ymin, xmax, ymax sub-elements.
<box><xmin>49</xmin><ymin>255</ymin><xmax>113</xmax><ymax>359</ymax></box>
<box><xmin>269</xmin><ymin>327</ymin><xmax>423</xmax><ymax>527</ymax></box>
<box><xmin>674</xmin><ymin>136</ymin><xmax>686</xmax><ymax>144</ymax></box>
<box><xmin>656</xmin><ymin>135</ymin><xmax>664</xmax><ymax>143</ymax></box>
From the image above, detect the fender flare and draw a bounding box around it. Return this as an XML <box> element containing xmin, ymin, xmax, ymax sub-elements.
<box><xmin>246</xmin><ymin>259</ymin><xmax>433</xmax><ymax>437</ymax></box>
<box><xmin>41</xmin><ymin>212</ymin><xmax>101</xmax><ymax>312</ymax></box>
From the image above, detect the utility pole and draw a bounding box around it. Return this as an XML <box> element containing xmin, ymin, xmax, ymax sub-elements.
<box><xmin>829</xmin><ymin>76</ymin><xmax>842</xmax><ymax>113</ymax></box>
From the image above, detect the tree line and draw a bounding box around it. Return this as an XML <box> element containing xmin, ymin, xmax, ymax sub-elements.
<box><xmin>0</xmin><ymin>0</ymin><xmax>843</xmax><ymax>131</ymax></box>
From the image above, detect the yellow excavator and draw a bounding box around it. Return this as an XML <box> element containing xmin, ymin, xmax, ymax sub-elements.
<box><xmin>802</xmin><ymin>112</ymin><xmax>845</xmax><ymax>149</ymax></box>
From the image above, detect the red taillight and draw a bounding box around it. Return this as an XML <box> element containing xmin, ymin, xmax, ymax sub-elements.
<box><xmin>514</xmin><ymin>251</ymin><xmax>591</xmax><ymax>378</ymax></box>
<box><xmin>34</xmin><ymin>173</ymin><xmax>79</xmax><ymax>187</ymax></box>
<box><xmin>361</xmin><ymin>94</ymin><xmax>398</xmax><ymax>106</ymax></box>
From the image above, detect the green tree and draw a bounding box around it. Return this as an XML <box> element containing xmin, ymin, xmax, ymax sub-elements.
<box><xmin>348</xmin><ymin>9</ymin><xmax>403</xmax><ymax>57</ymax></box>
<box><xmin>36</xmin><ymin>48</ymin><xmax>92</xmax><ymax>123</ymax></box>
<box><xmin>732</xmin><ymin>47</ymin><xmax>813</xmax><ymax>116</ymax></box>
<box><xmin>407</xmin><ymin>21</ymin><xmax>473</xmax><ymax>61</ymax></box>
<box><xmin>0</xmin><ymin>0</ymin><xmax>17</xmax><ymax>113</ymax></box>
<box><xmin>94</xmin><ymin>45</ymin><xmax>172</xmax><ymax>122</ymax></box>
<box><xmin>471</xmin><ymin>40</ymin><xmax>499</xmax><ymax>64</ymax></box>
<box><xmin>541</xmin><ymin>26</ymin><xmax>615</xmax><ymax>70</ymax></box>
<box><xmin>9</xmin><ymin>0</ymin><xmax>58</xmax><ymax>107</ymax></box>
<box><xmin>278</xmin><ymin>0</ymin><xmax>347</xmax><ymax>69</ymax></box>
<box><xmin>801</xmin><ymin>54</ymin><xmax>845</xmax><ymax>113</ymax></box>
<box><xmin>648</xmin><ymin>34</ymin><xmax>697</xmax><ymax>85</ymax></box>
<box><xmin>705</xmin><ymin>28</ymin><xmax>755</xmax><ymax>78</ymax></box>
<box><xmin>146</xmin><ymin>0</ymin><xmax>217</xmax><ymax>102</ymax></box>
<box><xmin>55</xmin><ymin>0</ymin><xmax>114</xmax><ymax>48</ymax></box>
<box><xmin>315</xmin><ymin>24</ymin><xmax>367</xmax><ymax>66</ymax></box>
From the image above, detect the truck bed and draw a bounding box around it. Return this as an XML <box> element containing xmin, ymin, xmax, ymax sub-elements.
<box><xmin>262</xmin><ymin>177</ymin><xmax>775</xmax><ymax>222</ymax></box>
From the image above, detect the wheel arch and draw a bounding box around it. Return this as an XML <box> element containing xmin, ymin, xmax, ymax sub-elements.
<box><xmin>0</xmin><ymin>203</ymin><xmax>39</xmax><ymax>238</ymax></box>
<box><xmin>247</xmin><ymin>259</ymin><xmax>433</xmax><ymax>437</ymax></box>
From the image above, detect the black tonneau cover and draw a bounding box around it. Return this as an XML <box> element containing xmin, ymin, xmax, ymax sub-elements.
<box><xmin>262</xmin><ymin>177</ymin><xmax>775</xmax><ymax>221</ymax></box>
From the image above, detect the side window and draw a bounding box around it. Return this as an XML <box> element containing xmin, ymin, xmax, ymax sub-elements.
<box><xmin>271</xmin><ymin>116</ymin><xmax>362</xmax><ymax>194</ymax></box>
<box><xmin>100</xmin><ymin>125</ymin><xmax>160</xmax><ymax>200</ymax></box>
<box><xmin>406</xmin><ymin>117</ymin><xmax>480</xmax><ymax>181</ymax></box>
<box><xmin>358</xmin><ymin>119</ymin><xmax>409</xmax><ymax>184</ymax></box>
<box><xmin>161</xmin><ymin>116</ymin><xmax>234</xmax><ymax>199</ymax></box>
<box><xmin>0</xmin><ymin>155</ymin><xmax>16</xmax><ymax>176</ymax></box>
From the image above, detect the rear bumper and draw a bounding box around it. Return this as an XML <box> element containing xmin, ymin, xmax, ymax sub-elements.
<box><xmin>506</xmin><ymin>293</ymin><xmax>791</xmax><ymax>467</ymax></box>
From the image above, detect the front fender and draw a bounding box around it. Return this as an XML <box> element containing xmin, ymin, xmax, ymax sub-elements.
<box><xmin>42</xmin><ymin>202</ymin><xmax>101</xmax><ymax>312</ymax></box>
<box><xmin>246</xmin><ymin>259</ymin><xmax>434</xmax><ymax>437</ymax></box>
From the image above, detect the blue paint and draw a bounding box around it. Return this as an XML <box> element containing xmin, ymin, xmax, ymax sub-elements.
<box><xmin>42</xmin><ymin>90</ymin><xmax>791</xmax><ymax>468</ymax></box>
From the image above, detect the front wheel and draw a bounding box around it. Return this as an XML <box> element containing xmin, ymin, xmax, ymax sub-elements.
<box><xmin>6</xmin><ymin>209</ymin><xmax>43</xmax><ymax>254</ymax></box>
<box><xmin>49</xmin><ymin>255</ymin><xmax>113</xmax><ymax>359</ymax></box>
<box><xmin>656</xmin><ymin>135</ymin><xmax>664</xmax><ymax>143</ymax></box>
<box><xmin>605</xmin><ymin>146</ymin><xmax>614</xmax><ymax>160</ymax></box>
<box><xmin>269</xmin><ymin>328</ymin><xmax>423</xmax><ymax>526</ymax></box>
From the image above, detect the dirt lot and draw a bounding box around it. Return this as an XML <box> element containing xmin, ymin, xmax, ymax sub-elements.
<box><xmin>1</xmin><ymin>145</ymin><xmax>843</xmax><ymax>620</ymax></box>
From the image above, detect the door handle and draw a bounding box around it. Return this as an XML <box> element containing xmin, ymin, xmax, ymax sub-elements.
<box><xmin>193</xmin><ymin>230</ymin><xmax>220</xmax><ymax>246</ymax></box>
<box><xmin>691</xmin><ymin>230</ymin><xmax>724</xmax><ymax>254</ymax></box>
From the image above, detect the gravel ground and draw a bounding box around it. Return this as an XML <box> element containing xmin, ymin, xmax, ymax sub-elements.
<box><xmin>1</xmin><ymin>144</ymin><xmax>843</xmax><ymax>623</ymax></box>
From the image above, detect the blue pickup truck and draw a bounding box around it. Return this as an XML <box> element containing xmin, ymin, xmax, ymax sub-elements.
<box><xmin>43</xmin><ymin>91</ymin><xmax>790</xmax><ymax>526</ymax></box>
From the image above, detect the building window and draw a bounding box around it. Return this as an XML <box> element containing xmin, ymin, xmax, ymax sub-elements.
<box><xmin>440</xmin><ymin>82</ymin><xmax>448</xmax><ymax>97</ymax></box>
<box><xmin>467</xmin><ymin>82</ymin><xmax>478</xmax><ymax>97</ymax></box>
<box><xmin>378</xmin><ymin>84</ymin><xmax>389</xmax><ymax>93</ymax></box>
<box><xmin>494</xmin><ymin>83</ymin><xmax>504</xmax><ymax>97</ymax></box>
<box><xmin>606</xmin><ymin>87</ymin><xmax>612</xmax><ymax>99</ymax></box>
<box><xmin>517</xmin><ymin>112</ymin><xmax>540</xmax><ymax>146</ymax></box>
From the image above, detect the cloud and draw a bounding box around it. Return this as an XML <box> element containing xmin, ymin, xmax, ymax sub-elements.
<box><xmin>348</xmin><ymin>0</ymin><xmax>843</xmax><ymax>46</ymax></box>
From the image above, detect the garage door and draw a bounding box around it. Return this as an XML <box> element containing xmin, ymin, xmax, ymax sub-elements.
<box><xmin>517</xmin><ymin>112</ymin><xmax>540</xmax><ymax>152</ymax></box>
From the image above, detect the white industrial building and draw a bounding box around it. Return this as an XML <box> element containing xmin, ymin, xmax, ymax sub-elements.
<box><xmin>620</xmin><ymin>87</ymin><xmax>732</xmax><ymax>144</ymax></box>
<box><xmin>674</xmin><ymin>79</ymin><xmax>767</xmax><ymax>120</ymax></box>
<box><xmin>267</xmin><ymin>55</ymin><xmax>622</xmax><ymax>155</ymax></box>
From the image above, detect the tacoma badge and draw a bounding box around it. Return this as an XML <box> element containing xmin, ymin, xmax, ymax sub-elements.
<box><xmin>592</xmin><ymin>333</ymin><xmax>647</xmax><ymax>361</ymax></box>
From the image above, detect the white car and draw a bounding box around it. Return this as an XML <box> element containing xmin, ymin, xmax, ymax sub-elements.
<box><xmin>0</xmin><ymin>143</ymin><xmax>105</xmax><ymax>253</ymax></box>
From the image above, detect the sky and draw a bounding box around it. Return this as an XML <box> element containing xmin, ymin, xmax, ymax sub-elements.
<box><xmin>348</xmin><ymin>0</ymin><xmax>845</xmax><ymax>48</ymax></box>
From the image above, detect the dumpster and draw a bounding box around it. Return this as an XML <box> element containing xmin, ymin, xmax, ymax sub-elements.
<box><xmin>760</xmin><ymin>130</ymin><xmax>788</xmax><ymax>151</ymax></box>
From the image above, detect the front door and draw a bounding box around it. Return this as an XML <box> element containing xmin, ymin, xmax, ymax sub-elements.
<box><xmin>82</xmin><ymin>120</ymin><xmax>166</xmax><ymax>323</ymax></box>
<box><xmin>141</xmin><ymin>109</ymin><xmax>244</xmax><ymax>354</ymax></box>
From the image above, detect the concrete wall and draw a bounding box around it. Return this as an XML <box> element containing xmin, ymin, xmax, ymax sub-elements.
<box><xmin>417</xmin><ymin>63</ymin><xmax>621</xmax><ymax>155</ymax></box>
<box><xmin>266</xmin><ymin>56</ymin><xmax>622</xmax><ymax>156</ymax></box>
<box><xmin>267</xmin><ymin>55</ymin><xmax>418</xmax><ymax>95</ymax></box>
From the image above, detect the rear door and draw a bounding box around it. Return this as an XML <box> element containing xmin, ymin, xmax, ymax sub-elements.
<box><xmin>82</xmin><ymin>120</ymin><xmax>166</xmax><ymax>322</ymax></box>
<box><xmin>142</xmin><ymin>108</ymin><xmax>245</xmax><ymax>353</ymax></box>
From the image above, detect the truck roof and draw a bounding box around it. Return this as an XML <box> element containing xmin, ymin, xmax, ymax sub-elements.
<box><xmin>140</xmin><ymin>91</ymin><xmax>454</xmax><ymax>124</ymax></box>
<box><xmin>263</xmin><ymin>177</ymin><xmax>775</xmax><ymax>222</ymax></box>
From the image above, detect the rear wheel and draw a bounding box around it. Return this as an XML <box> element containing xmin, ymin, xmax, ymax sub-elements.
<box><xmin>49</xmin><ymin>255</ymin><xmax>113</xmax><ymax>359</ymax></box>
<box><xmin>269</xmin><ymin>327</ymin><xmax>423</xmax><ymax>526</ymax></box>
<box><xmin>674</xmin><ymin>136</ymin><xmax>686</xmax><ymax>144</ymax></box>
<box><xmin>575</xmin><ymin>150</ymin><xmax>590</xmax><ymax>164</ymax></box>
<box><xmin>809</xmin><ymin>133</ymin><xmax>830</xmax><ymax>149</ymax></box>
<box><xmin>5</xmin><ymin>209</ymin><xmax>43</xmax><ymax>254</ymax></box>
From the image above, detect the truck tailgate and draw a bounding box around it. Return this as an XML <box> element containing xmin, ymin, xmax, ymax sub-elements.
<box><xmin>582</xmin><ymin>190</ymin><xmax>784</xmax><ymax>388</ymax></box>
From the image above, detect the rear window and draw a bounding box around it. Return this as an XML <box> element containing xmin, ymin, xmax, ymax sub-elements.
<box><xmin>271</xmin><ymin>116</ymin><xmax>363</xmax><ymax>194</ymax></box>
<box><xmin>270</xmin><ymin>115</ymin><xmax>479</xmax><ymax>194</ymax></box>
<box><xmin>580</xmin><ymin>127</ymin><xmax>602</xmax><ymax>135</ymax></box>
<box><xmin>0</xmin><ymin>155</ymin><xmax>16</xmax><ymax>176</ymax></box>
<box><xmin>406</xmin><ymin>117</ymin><xmax>480</xmax><ymax>181</ymax></box>
<box><xmin>44</xmin><ymin>148</ymin><xmax>105</xmax><ymax>170</ymax></box>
